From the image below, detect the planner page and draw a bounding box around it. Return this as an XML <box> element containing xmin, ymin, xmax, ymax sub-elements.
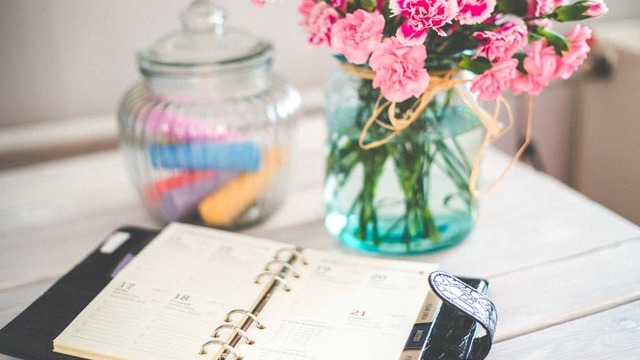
<box><xmin>53</xmin><ymin>223</ymin><xmax>288</xmax><ymax>360</ymax></box>
<box><xmin>241</xmin><ymin>248</ymin><xmax>437</xmax><ymax>360</ymax></box>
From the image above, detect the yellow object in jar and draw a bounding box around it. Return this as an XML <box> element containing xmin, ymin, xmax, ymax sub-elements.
<box><xmin>198</xmin><ymin>148</ymin><xmax>283</xmax><ymax>227</ymax></box>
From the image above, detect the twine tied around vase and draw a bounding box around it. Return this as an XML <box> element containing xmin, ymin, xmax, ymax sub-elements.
<box><xmin>340</xmin><ymin>62</ymin><xmax>533</xmax><ymax>198</ymax></box>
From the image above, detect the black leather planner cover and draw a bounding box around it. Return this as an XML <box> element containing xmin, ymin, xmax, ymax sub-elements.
<box><xmin>1</xmin><ymin>227</ymin><xmax>497</xmax><ymax>360</ymax></box>
<box><xmin>0</xmin><ymin>226</ymin><xmax>159</xmax><ymax>360</ymax></box>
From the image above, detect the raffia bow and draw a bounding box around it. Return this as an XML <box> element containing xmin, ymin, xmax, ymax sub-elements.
<box><xmin>340</xmin><ymin>63</ymin><xmax>533</xmax><ymax>198</ymax></box>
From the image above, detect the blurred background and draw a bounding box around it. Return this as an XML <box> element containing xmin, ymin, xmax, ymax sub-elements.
<box><xmin>0</xmin><ymin>0</ymin><xmax>638</xmax><ymax>224</ymax></box>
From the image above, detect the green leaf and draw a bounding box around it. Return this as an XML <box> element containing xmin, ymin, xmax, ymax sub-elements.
<box><xmin>553</xmin><ymin>4</ymin><xmax>590</xmax><ymax>22</ymax></box>
<box><xmin>346</xmin><ymin>2</ymin><xmax>358</xmax><ymax>13</ymax></box>
<box><xmin>495</xmin><ymin>0</ymin><xmax>528</xmax><ymax>17</ymax></box>
<box><xmin>458</xmin><ymin>55</ymin><xmax>492</xmax><ymax>74</ymax></box>
<box><xmin>436</xmin><ymin>30</ymin><xmax>478</xmax><ymax>57</ymax></box>
<box><xmin>527</xmin><ymin>32</ymin><xmax>543</xmax><ymax>42</ymax></box>
<box><xmin>533</xmin><ymin>26</ymin><xmax>569</xmax><ymax>54</ymax></box>
<box><xmin>357</xmin><ymin>0</ymin><xmax>377</xmax><ymax>11</ymax></box>
<box><xmin>513</xmin><ymin>52</ymin><xmax>527</xmax><ymax>74</ymax></box>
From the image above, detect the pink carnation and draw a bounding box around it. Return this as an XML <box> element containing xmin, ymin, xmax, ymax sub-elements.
<box><xmin>526</xmin><ymin>0</ymin><xmax>564</xmax><ymax>27</ymax></box>
<box><xmin>298</xmin><ymin>0</ymin><xmax>340</xmax><ymax>46</ymax></box>
<box><xmin>555</xmin><ymin>24</ymin><xmax>592</xmax><ymax>80</ymax></box>
<box><xmin>457</xmin><ymin>0</ymin><xmax>497</xmax><ymax>25</ymax></box>
<box><xmin>471</xmin><ymin>58</ymin><xmax>518</xmax><ymax>101</ymax></box>
<box><xmin>474</xmin><ymin>20</ymin><xmax>527</xmax><ymax>62</ymax></box>
<box><xmin>584</xmin><ymin>0</ymin><xmax>608</xmax><ymax>19</ymax></box>
<box><xmin>369</xmin><ymin>37</ymin><xmax>430</xmax><ymax>102</ymax></box>
<box><xmin>390</xmin><ymin>0</ymin><xmax>459</xmax><ymax>44</ymax></box>
<box><xmin>331</xmin><ymin>10</ymin><xmax>385</xmax><ymax>65</ymax></box>
<box><xmin>332</xmin><ymin>0</ymin><xmax>346</xmax><ymax>9</ymax></box>
<box><xmin>528</xmin><ymin>0</ymin><xmax>565</xmax><ymax>17</ymax></box>
<box><xmin>510</xmin><ymin>40</ymin><xmax>558</xmax><ymax>96</ymax></box>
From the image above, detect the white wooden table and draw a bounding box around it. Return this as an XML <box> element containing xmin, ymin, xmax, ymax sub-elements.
<box><xmin>1</xmin><ymin>115</ymin><xmax>639</xmax><ymax>359</ymax></box>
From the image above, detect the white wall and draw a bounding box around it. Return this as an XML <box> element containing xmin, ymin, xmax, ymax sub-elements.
<box><xmin>0</xmin><ymin>0</ymin><xmax>638</xmax><ymax>128</ymax></box>
<box><xmin>0</xmin><ymin>0</ymin><xmax>335</xmax><ymax>127</ymax></box>
<box><xmin>573</xmin><ymin>20</ymin><xmax>640</xmax><ymax>225</ymax></box>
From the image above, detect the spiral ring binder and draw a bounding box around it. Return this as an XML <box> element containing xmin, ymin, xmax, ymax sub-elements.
<box><xmin>274</xmin><ymin>248</ymin><xmax>308</xmax><ymax>265</ymax></box>
<box><xmin>264</xmin><ymin>259</ymin><xmax>300</xmax><ymax>278</ymax></box>
<box><xmin>200</xmin><ymin>247</ymin><xmax>305</xmax><ymax>360</ymax></box>
<box><xmin>254</xmin><ymin>272</ymin><xmax>291</xmax><ymax>291</ymax></box>
<box><xmin>212</xmin><ymin>324</ymin><xmax>254</xmax><ymax>345</ymax></box>
<box><xmin>224</xmin><ymin>309</ymin><xmax>265</xmax><ymax>329</ymax></box>
<box><xmin>199</xmin><ymin>339</ymin><xmax>239</xmax><ymax>359</ymax></box>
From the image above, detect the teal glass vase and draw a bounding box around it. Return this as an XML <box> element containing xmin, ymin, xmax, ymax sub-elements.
<box><xmin>323</xmin><ymin>66</ymin><xmax>483</xmax><ymax>254</ymax></box>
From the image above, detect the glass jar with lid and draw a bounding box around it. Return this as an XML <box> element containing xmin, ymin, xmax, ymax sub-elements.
<box><xmin>118</xmin><ymin>0</ymin><xmax>301</xmax><ymax>229</ymax></box>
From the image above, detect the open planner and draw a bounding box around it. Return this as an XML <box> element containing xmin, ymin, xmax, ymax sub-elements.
<box><xmin>52</xmin><ymin>223</ymin><xmax>437</xmax><ymax>359</ymax></box>
<box><xmin>51</xmin><ymin>223</ymin><xmax>496</xmax><ymax>360</ymax></box>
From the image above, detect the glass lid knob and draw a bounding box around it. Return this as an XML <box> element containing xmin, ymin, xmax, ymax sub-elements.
<box><xmin>180</xmin><ymin>0</ymin><xmax>227</xmax><ymax>35</ymax></box>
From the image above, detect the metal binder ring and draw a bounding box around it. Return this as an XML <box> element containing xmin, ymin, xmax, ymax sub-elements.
<box><xmin>255</xmin><ymin>272</ymin><xmax>291</xmax><ymax>291</ymax></box>
<box><xmin>274</xmin><ymin>248</ymin><xmax>308</xmax><ymax>265</ymax></box>
<box><xmin>224</xmin><ymin>309</ymin><xmax>265</xmax><ymax>329</ymax></box>
<box><xmin>199</xmin><ymin>339</ymin><xmax>240</xmax><ymax>359</ymax></box>
<box><xmin>213</xmin><ymin>324</ymin><xmax>255</xmax><ymax>345</ymax></box>
<box><xmin>264</xmin><ymin>260</ymin><xmax>300</xmax><ymax>278</ymax></box>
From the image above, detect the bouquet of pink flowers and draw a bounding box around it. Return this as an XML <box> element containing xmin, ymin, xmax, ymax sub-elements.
<box><xmin>255</xmin><ymin>0</ymin><xmax>607</xmax><ymax>103</ymax></box>
<box><xmin>253</xmin><ymin>0</ymin><xmax>608</xmax><ymax>253</ymax></box>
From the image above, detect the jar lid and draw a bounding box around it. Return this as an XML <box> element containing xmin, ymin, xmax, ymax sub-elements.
<box><xmin>139</xmin><ymin>0</ymin><xmax>271</xmax><ymax>77</ymax></box>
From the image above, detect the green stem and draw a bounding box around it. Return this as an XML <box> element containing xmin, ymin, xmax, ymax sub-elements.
<box><xmin>354</xmin><ymin>145</ymin><xmax>387</xmax><ymax>244</ymax></box>
<box><xmin>420</xmin><ymin>143</ymin><xmax>442</xmax><ymax>244</ymax></box>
